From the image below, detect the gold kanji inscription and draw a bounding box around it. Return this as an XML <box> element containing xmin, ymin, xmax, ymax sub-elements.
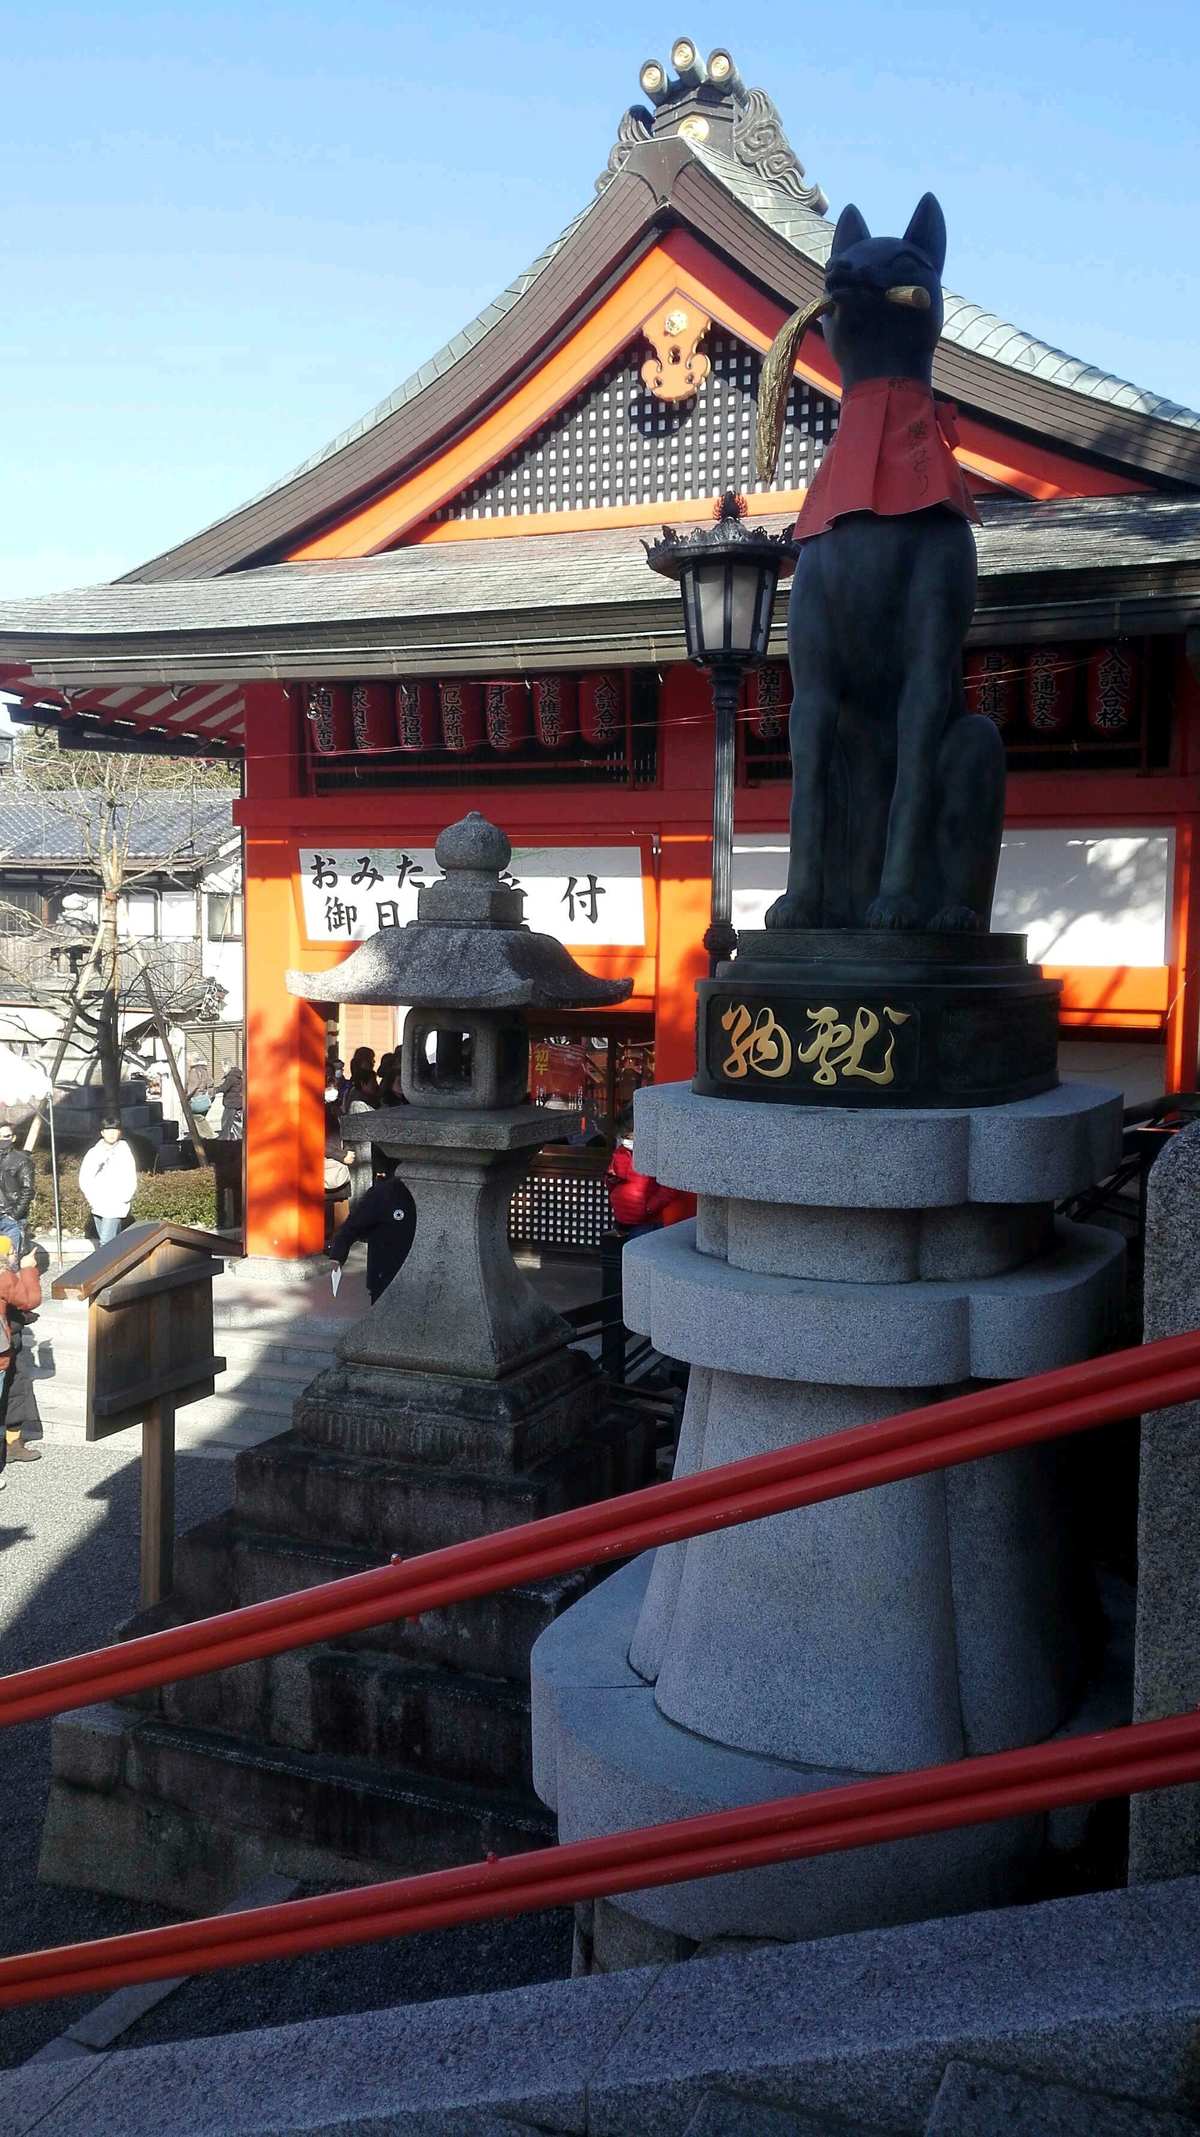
<box><xmin>719</xmin><ymin>1001</ymin><xmax>911</xmax><ymax>1087</ymax></box>
<box><xmin>720</xmin><ymin>1004</ymin><xmax>793</xmax><ymax>1080</ymax></box>
<box><xmin>796</xmin><ymin>1004</ymin><xmax>911</xmax><ymax>1086</ymax></box>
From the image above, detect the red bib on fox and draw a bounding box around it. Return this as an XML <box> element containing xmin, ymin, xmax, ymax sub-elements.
<box><xmin>794</xmin><ymin>378</ymin><xmax>978</xmax><ymax>542</ymax></box>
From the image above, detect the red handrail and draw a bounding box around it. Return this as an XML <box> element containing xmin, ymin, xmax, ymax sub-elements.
<box><xmin>2</xmin><ymin>1328</ymin><xmax>1195</xmax><ymax>1730</ymax></box>
<box><xmin>3</xmin><ymin>1706</ymin><xmax>1199</xmax><ymax>2009</ymax></box>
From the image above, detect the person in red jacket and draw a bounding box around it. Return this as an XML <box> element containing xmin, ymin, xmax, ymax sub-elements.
<box><xmin>0</xmin><ymin>1234</ymin><xmax>42</xmax><ymax>1484</ymax></box>
<box><xmin>605</xmin><ymin>1108</ymin><xmax>675</xmax><ymax>1240</ymax></box>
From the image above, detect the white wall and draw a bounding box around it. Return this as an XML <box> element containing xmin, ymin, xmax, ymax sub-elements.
<box><xmin>201</xmin><ymin>847</ymin><xmax>244</xmax><ymax>1020</ymax></box>
<box><xmin>732</xmin><ymin>827</ymin><xmax>1174</xmax><ymax>967</ymax></box>
<box><xmin>992</xmin><ymin>829</ymin><xmax>1171</xmax><ymax>967</ymax></box>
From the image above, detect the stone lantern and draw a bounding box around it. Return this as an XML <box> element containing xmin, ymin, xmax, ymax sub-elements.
<box><xmin>286</xmin><ymin>811</ymin><xmax>632</xmax><ymax>1453</ymax></box>
<box><xmin>35</xmin><ymin>814</ymin><xmax>652</xmax><ymax>1907</ymax></box>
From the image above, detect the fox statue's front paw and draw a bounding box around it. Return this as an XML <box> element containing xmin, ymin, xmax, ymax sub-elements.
<box><xmin>929</xmin><ymin>904</ymin><xmax>984</xmax><ymax>933</ymax></box>
<box><xmin>866</xmin><ymin>892</ymin><xmax>921</xmax><ymax>930</ymax></box>
<box><xmin>765</xmin><ymin>890</ymin><xmax>820</xmax><ymax>930</ymax></box>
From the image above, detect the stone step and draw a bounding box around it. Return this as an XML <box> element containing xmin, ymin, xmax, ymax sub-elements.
<box><xmin>22</xmin><ymin>1345</ymin><xmax>321</xmax><ymax>1403</ymax></box>
<box><xmin>682</xmin><ymin>2091</ymin><xmax>871</xmax><ymax>2134</ymax></box>
<box><xmin>43</xmin><ymin>1705</ymin><xmax>556</xmax><ymax>1910</ymax></box>
<box><xmin>145</xmin><ymin>1640</ymin><xmax>535</xmax><ymax>1793</ymax></box>
<box><xmin>169</xmin><ymin>1510</ymin><xmax>590</xmax><ymax>1681</ymax></box>
<box><xmin>27</xmin><ymin>1390</ymin><xmax>296</xmax><ymax>1456</ymax></box>
<box><xmin>231</xmin><ymin>1420</ymin><xmax>654</xmax><ymax>1561</ymax></box>
<box><xmin>11</xmin><ymin>1876</ymin><xmax>1200</xmax><ymax>2135</ymax></box>
<box><xmin>924</xmin><ymin>2060</ymin><xmax>1200</xmax><ymax>2134</ymax></box>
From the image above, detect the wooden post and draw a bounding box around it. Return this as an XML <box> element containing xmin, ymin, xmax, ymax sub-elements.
<box><xmin>140</xmin><ymin>1398</ymin><xmax>176</xmax><ymax>1607</ymax></box>
<box><xmin>54</xmin><ymin>1224</ymin><xmax>226</xmax><ymax>1613</ymax></box>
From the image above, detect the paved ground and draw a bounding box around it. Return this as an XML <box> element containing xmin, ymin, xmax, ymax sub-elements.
<box><xmin>0</xmin><ymin>1251</ymin><xmax>599</xmax><ymax>2070</ymax></box>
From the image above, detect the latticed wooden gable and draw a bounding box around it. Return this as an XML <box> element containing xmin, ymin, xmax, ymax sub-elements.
<box><xmin>431</xmin><ymin>333</ymin><xmax>840</xmax><ymax>525</ymax></box>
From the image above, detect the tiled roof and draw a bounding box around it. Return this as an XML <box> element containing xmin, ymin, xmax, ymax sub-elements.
<box><xmin>2</xmin><ymin>497</ymin><xmax>1197</xmax><ymax>648</ymax></box>
<box><xmin>0</xmin><ymin>795</ymin><xmax>234</xmax><ymax>864</ymax></box>
<box><xmin>191</xmin><ymin>136</ymin><xmax>1199</xmax><ymax>551</ymax></box>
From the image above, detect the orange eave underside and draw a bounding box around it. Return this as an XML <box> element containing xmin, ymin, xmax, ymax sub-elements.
<box><xmin>288</xmin><ymin>232</ymin><xmax>1145</xmax><ymax>564</ymax></box>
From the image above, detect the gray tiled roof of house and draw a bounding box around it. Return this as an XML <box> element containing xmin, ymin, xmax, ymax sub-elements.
<box><xmin>2</xmin><ymin>497</ymin><xmax>1196</xmax><ymax>646</ymax></box>
<box><xmin>0</xmin><ymin>795</ymin><xmax>234</xmax><ymax>864</ymax></box>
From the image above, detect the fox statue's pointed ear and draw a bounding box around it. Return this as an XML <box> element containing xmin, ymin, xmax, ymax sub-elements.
<box><xmin>904</xmin><ymin>193</ymin><xmax>946</xmax><ymax>276</ymax></box>
<box><xmin>830</xmin><ymin>203</ymin><xmax>870</xmax><ymax>256</ymax></box>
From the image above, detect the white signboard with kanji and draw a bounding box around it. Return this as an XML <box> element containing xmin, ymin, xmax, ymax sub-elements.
<box><xmin>298</xmin><ymin>845</ymin><xmax>646</xmax><ymax>947</ymax></box>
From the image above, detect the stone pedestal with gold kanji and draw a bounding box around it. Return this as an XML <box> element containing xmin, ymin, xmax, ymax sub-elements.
<box><xmin>532</xmin><ymin>1077</ymin><xmax>1126</xmax><ymax>1967</ymax></box>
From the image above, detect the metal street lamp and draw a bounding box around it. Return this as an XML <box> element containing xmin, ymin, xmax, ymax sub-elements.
<box><xmin>645</xmin><ymin>491</ymin><xmax>796</xmax><ymax>973</ymax></box>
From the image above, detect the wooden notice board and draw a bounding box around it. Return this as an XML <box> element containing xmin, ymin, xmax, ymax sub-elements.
<box><xmin>54</xmin><ymin>1223</ymin><xmax>228</xmax><ymax>1602</ymax></box>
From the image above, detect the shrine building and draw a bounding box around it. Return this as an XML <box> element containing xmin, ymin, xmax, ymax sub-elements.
<box><xmin>2</xmin><ymin>36</ymin><xmax>1200</xmax><ymax>1263</ymax></box>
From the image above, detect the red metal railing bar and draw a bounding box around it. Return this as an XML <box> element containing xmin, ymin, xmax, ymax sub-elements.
<box><xmin>3</xmin><ymin>1708</ymin><xmax>1199</xmax><ymax>2009</ymax></box>
<box><xmin>2</xmin><ymin>1330</ymin><xmax>1197</xmax><ymax>1730</ymax></box>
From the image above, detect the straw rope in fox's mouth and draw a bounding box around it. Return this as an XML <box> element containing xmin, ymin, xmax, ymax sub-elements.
<box><xmin>755</xmin><ymin>284</ymin><xmax>933</xmax><ymax>485</ymax></box>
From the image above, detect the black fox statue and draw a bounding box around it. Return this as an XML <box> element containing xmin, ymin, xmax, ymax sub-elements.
<box><xmin>756</xmin><ymin>193</ymin><xmax>1004</xmax><ymax>932</ymax></box>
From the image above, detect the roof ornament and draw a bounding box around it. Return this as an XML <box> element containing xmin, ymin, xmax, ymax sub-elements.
<box><xmin>732</xmin><ymin>87</ymin><xmax>828</xmax><ymax>214</ymax></box>
<box><xmin>595</xmin><ymin>105</ymin><xmax>653</xmax><ymax>195</ymax></box>
<box><xmin>596</xmin><ymin>42</ymin><xmax>827</xmax><ymax>216</ymax></box>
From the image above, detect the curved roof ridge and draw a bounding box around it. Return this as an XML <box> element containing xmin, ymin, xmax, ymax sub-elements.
<box><xmin>121</xmin><ymin>196</ymin><xmax>598</xmax><ymax>577</ymax></box>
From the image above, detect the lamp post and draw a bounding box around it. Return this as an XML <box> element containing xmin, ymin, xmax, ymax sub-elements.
<box><xmin>645</xmin><ymin>491</ymin><xmax>796</xmax><ymax>974</ymax></box>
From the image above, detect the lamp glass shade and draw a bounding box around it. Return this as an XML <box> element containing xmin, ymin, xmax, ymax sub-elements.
<box><xmin>694</xmin><ymin>565</ymin><xmax>728</xmax><ymax>658</ymax></box>
<box><xmin>729</xmin><ymin>563</ymin><xmax>763</xmax><ymax>655</ymax></box>
<box><xmin>683</xmin><ymin>556</ymin><xmax>778</xmax><ymax>665</ymax></box>
<box><xmin>751</xmin><ymin>569</ymin><xmax>776</xmax><ymax>662</ymax></box>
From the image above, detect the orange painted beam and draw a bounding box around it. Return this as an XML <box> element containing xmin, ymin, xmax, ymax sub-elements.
<box><xmin>1044</xmin><ymin>962</ymin><xmax>1168</xmax><ymax>1032</ymax></box>
<box><xmin>413</xmin><ymin>492</ymin><xmax>810</xmax><ymax>545</ymax></box>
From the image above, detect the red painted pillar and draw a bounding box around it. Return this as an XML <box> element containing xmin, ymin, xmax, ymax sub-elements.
<box><xmin>240</xmin><ymin>684</ymin><xmax>325</xmax><ymax>1260</ymax></box>
<box><xmin>654</xmin><ymin>663</ymin><xmax>713</xmax><ymax>1087</ymax></box>
<box><xmin>1166</xmin><ymin>648</ymin><xmax>1200</xmax><ymax>1093</ymax></box>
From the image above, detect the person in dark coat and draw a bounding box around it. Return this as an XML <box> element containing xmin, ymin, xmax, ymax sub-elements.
<box><xmin>327</xmin><ymin>1177</ymin><xmax>417</xmax><ymax>1303</ymax></box>
<box><xmin>0</xmin><ymin>1237</ymin><xmax>42</xmax><ymax>1482</ymax></box>
<box><xmin>0</xmin><ymin>1125</ymin><xmax>36</xmax><ymax>1256</ymax></box>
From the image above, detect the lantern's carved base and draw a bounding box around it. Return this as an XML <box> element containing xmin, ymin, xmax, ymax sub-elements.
<box><xmin>39</xmin><ymin>1363</ymin><xmax>657</xmax><ymax>1913</ymax></box>
<box><xmin>294</xmin><ymin>1347</ymin><xmax>598</xmax><ymax>1472</ymax></box>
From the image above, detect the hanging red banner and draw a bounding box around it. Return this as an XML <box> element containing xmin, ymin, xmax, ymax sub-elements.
<box><xmin>532</xmin><ymin>676</ymin><xmax>579</xmax><ymax>749</ymax></box>
<box><xmin>439</xmin><ymin>681</ymin><xmax>484</xmax><ymax>754</ymax></box>
<box><xmin>394</xmin><ymin>681</ymin><xmax>438</xmax><ymax>752</ymax></box>
<box><xmin>1086</xmin><ymin>643</ymin><xmax>1140</xmax><ymax>735</ymax></box>
<box><xmin>964</xmin><ymin>649</ymin><xmax>1016</xmax><ymax>729</ymax></box>
<box><xmin>579</xmin><ymin>672</ymin><xmax>624</xmax><ymax>749</ymax></box>
<box><xmin>1024</xmin><ymin>646</ymin><xmax>1072</xmax><ymax>734</ymax></box>
<box><xmin>305</xmin><ymin>683</ymin><xmax>354</xmax><ymax>754</ymax></box>
<box><xmin>744</xmin><ymin>664</ymin><xmax>790</xmax><ymax>741</ymax></box>
<box><xmin>485</xmin><ymin>681</ymin><xmax>532</xmax><ymax>754</ymax></box>
<box><xmin>351</xmin><ymin>683</ymin><xmax>397</xmax><ymax>751</ymax></box>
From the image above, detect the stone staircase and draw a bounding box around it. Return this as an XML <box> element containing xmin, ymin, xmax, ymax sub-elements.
<box><xmin>15</xmin><ymin>1260</ymin><xmax>359</xmax><ymax>1457</ymax></box>
<box><xmin>6</xmin><ymin>1877</ymin><xmax>1200</xmax><ymax>2134</ymax></box>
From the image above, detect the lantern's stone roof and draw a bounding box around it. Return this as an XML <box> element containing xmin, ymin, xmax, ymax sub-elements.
<box><xmin>285</xmin><ymin>812</ymin><xmax>632</xmax><ymax>1011</ymax></box>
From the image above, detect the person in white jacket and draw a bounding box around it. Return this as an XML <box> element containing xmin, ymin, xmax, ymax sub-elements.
<box><xmin>78</xmin><ymin>1118</ymin><xmax>137</xmax><ymax>1246</ymax></box>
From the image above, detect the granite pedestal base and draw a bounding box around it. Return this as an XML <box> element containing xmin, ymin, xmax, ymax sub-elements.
<box><xmin>532</xmin><ymin>1079</ymin><xmax>1125</xmax><ymax>1952</ymax></box>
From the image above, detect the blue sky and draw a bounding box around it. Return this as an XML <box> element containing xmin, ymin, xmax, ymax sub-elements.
<box><xmin>2</xmin><ymin>2</ymin><xmax>1197</xmax><ymax>597</ymax></box>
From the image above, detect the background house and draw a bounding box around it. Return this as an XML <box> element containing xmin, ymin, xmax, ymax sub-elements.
<box><xmin>0</xmin><ymin>791</ymin><xmax>243</xmax><ymax>1140</ymax></box>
